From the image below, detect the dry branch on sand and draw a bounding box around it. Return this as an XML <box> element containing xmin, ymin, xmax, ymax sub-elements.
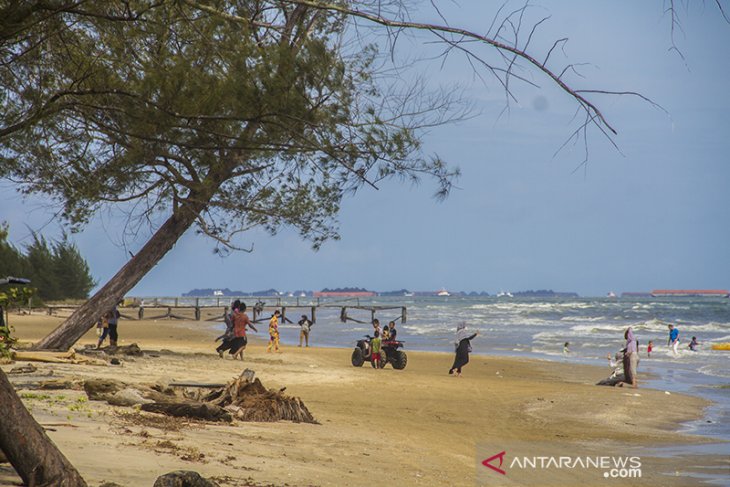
<box><xmin>203</xmin><ymin>369</ymin><xmax>318</xmax><ymax>424</ymax></box>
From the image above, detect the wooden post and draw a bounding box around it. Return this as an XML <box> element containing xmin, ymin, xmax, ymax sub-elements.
<box><xmin>194</xmin><ymin>307</ymin><xmax>201</xmax><ymax>321</ymax></box>
<box><xmin>138</xmin><ymin>307</ymin><xmax>144</xmax><ymax>320</ymax></box>
<box><xmin>281</xmin><ymin>306</ymin><xmax>286</xmax><ymax>323</ymax></box>
<box><xmin>402</xmin><ymin>306</ymin><xmax>407</xmax><ymax>324</ymax></box>
<box><xmin>311</xmin><ymin>306</ymin><xmax>316</xmax><ymax>324</ymax></box>
<box><xmin>371</xmin><ymin>309</ymin><xmax>375</xmax><ymax>324</ymax></box>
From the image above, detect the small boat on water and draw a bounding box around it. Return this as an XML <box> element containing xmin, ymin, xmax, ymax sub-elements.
<box><xmin>607</xmin><ymin>291</ymin><xmax>617</xmax><ymax>298</ymax></box>
<box><xmin>497</xmin><ymin>291</ymin><xmax>513</xmax><ymax>298</ymax></box>
<box><xmin>437</xmin><ymin>288</ymin><xmax>451</xmax><ymax>297</ymax></box>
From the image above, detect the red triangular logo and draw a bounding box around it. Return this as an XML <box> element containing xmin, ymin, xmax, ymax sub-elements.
<box><xmin>482</xmin><ymin>450</ymin><xmax>507</xmax><ymax>475</ymax></box>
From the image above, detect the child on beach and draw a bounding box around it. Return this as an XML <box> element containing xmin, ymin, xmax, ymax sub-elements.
<box><xmin>563</xmin><ymin>342</ymin><xmax>570</xmax><ymax>355</ymax></box>
<box><xmin>606</xmin><ymin>351</ymin><xmax>624</xmax><ymax>378</ymax></box>
<box><xmin>647</xmin><ymin>340</ymin><xmax>653</xmax><ymax>358</ymax></box>
<box><xmin>267</xmin><ymin>310</ymin><xmax>281</xmax><ymax>353</ymax></box>
<box><xmin>372</xmin><ymin>319</ymin><xmax>382</xmax><ymax>337</ymax></box>
<box><xmin>688</xmin><ymin>336</ymin><xmax>699</xmax><ymax>351</ymax></box>
<box><xmin>371</xmin><ymin>331</ymin><xmax>382</xmax><ymax>369</ymax></box>
<box><xmin>387</xmin><ymin>321</ymin><xmax>397</xmax><ymax>341</ymax></box>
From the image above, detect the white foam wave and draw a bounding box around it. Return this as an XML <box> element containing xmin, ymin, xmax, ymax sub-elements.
<box><xmin>698</xmin><ymin>365</ymin><xmax>730</xmax><ymax>379</ymax></box>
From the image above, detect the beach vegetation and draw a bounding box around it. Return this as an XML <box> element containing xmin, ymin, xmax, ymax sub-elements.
<box><xmin>0</xmin><ymin>224</ymin><xmax>95</xmax><ymax>302</ymax></box>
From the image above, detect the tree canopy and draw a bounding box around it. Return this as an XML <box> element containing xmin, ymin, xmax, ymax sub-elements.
<box><xmin>1</xmin><ymin>0</ymin><xmax>462</xmax><ymax>252</ymax></box>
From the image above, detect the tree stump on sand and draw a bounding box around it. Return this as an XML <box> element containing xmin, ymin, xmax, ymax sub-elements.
<box><xmin>203</xmin><ymin>369</ymin><xmax>318</xmax><ymax>424</ymax></box>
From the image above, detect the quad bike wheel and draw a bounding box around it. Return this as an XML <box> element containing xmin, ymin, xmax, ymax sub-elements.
<box><xmin>391</xmin><ymin>350</ymin><xmax>407</xmax><ymax>370</ymax></box>
<box><xmin>351</xmin><ymin>347</ymin><xmax>365</xmax><ymax>367</ymax></box>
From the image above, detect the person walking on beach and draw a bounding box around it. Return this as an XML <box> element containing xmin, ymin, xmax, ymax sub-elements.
<box><xmin>107</xmin><ymin>304</ymin><xmax>120</xmax><ymax>348</ymax></box>
<box><xmin>267</xmin><ymin>310</ymin><xmax>281</xmax><ymax>353</ymax></box>
<box><xmin>688</xmin><ymin>336</ymin><xmax>699</xmax><ymax>351</ymax></box>
<box><xmin>449</xmin><ymin>323</ymin><xmax>478</xmax><ymax>377</ymax></box>
<box><xmin>298</xmin><ymin>314</ymin><xmax>312</xmax><ymax>347</ymax></box>
<box><xmin>668</xmin><ymin>324</ymin><xmax>680</xmax><ymax>356</ymax></box>
<box><xmin>647</xmin><ymin>340</ymin><xmax>653</xmax><ymax>358</ymax></box>
<box><xmin>618</xmin><ymin>327</ymin><xmax>639</xmax><ymax>388</ymax></box>
<box><xmin>216</xmin><ymin>300</ymin><xmax>239</xmax><ymax>357</ymax></box>
<box><xmin>96</xmin><ymin>313</ymin><xmax>110</xmax><ymax>348</ymax></box>
<box><xmin>231</xmin><ymin>302</ymin><xmax>257</xmax><ymax>360</ymax></box>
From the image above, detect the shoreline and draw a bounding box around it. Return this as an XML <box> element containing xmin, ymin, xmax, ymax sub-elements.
<box><xmin>2</xmin><ymin>314</ymin><xmax>727</xmax><ymax>486</ymax></box>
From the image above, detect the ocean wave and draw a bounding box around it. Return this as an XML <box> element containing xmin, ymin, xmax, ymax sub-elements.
<box><xmin>698</xmin><ymin>364</ymin><xmax>730</xmax><ymax>379</ymax></box>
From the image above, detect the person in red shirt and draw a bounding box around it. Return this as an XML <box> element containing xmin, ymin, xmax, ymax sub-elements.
<box><xmin>231</xmin><ymin>302</ymin><xmax>257</xmax><ymax>360</ymax></box>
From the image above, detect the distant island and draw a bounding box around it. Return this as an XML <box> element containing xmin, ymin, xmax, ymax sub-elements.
<box><xmin>511</xmin><ymin>289</ymin><xmax>579</xmax><ymax>298</ymax></box>
<box><xmin>182</xmin><ymin>287</ymin><xmax>561</xmax><ymax>297</ymax></box>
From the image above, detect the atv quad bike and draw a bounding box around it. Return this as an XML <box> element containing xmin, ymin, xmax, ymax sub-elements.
<box><xmin>351</xmin><ymin>335</ymin><xmax>407</xmax><ymax>369</ymax></box>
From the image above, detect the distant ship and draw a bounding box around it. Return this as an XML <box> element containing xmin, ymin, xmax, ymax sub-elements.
<box><xmin>607</xmin><ymin>291</ymin><xmax>617</xmax><ymax>298</ymax></box>
<box><xmin>497</xmin><ymin>291</ymin><xmax>513</xmax><ymax>298</ymax></box>
<box><xmin>651</xmin><ymin>289</ymin><xmax>729</xmax><ymax>298</ymax></box>
<box><xmin>213</xmin><ymin>290</ymin><xmax>224</xmax><ymax>296</ymax></box>
<box><xmin>437</xmin><ymin>288</ymin><xmax>451</xmax><ymax>297</ymax></box>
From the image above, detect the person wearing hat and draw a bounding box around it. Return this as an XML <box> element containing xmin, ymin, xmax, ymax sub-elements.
<box><xmin>298</xmin><ymin>314</ymin><xmax>313</xmax><ymax>347</ymax></box>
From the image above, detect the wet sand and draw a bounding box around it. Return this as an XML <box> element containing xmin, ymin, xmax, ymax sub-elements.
<box><xmin>1</xmin><ymin>313</ymin><xmax>726</xmax><ymax>486</ymax></box>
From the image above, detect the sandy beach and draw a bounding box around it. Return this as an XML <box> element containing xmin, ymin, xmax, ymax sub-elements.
<box><xmin>1</xmin><ymin>313</ymin><xmax>727</xmax><ymax>487</ymax></box>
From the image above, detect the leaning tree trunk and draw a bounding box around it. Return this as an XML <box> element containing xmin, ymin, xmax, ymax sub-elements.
<box><xmin>33</xmin><ymin>196</ymin><xmax>212</xmax><ymax>351</ymax></box>
<box><xmin>0</xmin><ymin>368</ymin><xmax>87</xmax><ymax>486</ymax></box>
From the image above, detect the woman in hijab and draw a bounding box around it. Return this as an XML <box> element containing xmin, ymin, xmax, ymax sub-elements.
<box><xmin>449</xmin><ymin>323</ymin><xmax>478</xmax><ymax>377</ymax></box>
<box><xmin>618</xmin><ymin>326</ymin><xmax>639</xmax><ymax>388</ymax></box>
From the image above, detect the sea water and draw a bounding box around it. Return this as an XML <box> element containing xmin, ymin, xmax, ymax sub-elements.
<box><xmin>267</xmin><ymin>296</ymin><xmax>730</xmax><ymax>444</ymax></box>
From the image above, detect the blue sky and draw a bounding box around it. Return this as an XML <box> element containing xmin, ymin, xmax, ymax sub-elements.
<box><xmin>2</xmin><ymin>1</ymin><xmax>729</xmax><ymax>297</ymax></box>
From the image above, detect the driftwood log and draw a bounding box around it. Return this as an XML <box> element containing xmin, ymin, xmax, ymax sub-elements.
<box><xmin>0</xmin><ymin>367</ymin><xmax>87</xmax><ymax>486</ymax></box>
<box><xmin>141</xmin><ymin>403</ymin><xmax>232</xmax><ymax>422</ymax></box>
<box><xmin>13</xmin><ymin>349</ymin><xmax>107</xmax><ymax>366</ymax></box>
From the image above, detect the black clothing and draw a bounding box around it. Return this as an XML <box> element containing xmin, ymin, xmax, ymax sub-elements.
<box><xmin>449</xmin><ymin>333</ymin><xmax>477</xmax><ymax>374</ymax></box>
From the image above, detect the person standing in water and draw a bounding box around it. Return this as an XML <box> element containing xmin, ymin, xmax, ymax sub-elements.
<box><xmin>668</xmin><ymin>324</ymin><xmax>680</xmax><ymax>356</ymax></box>
<box><xmin>449</xmin><ymin>323</ymin><xmax>478</xmax><ymax>377</ymax></box>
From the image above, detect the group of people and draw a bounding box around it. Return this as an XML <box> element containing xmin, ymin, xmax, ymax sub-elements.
<box><xmin>215</xmin><ymin>301</ymin><xmax>315</xmax><ymax>359</ymax></box>
<box><xmin>368</xmin><ymin>319</ymin><xmax>398</xmax><ymax>369</ymax></box>
<box><xmin>607</xmin><ymin>323</ymin><xmax>702</xmax><ymax>389</ymax></box>
<box><xmin>95</xmin><ymin>304</ymin><xmax>120</xmax><ymax>348</ymax></box>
